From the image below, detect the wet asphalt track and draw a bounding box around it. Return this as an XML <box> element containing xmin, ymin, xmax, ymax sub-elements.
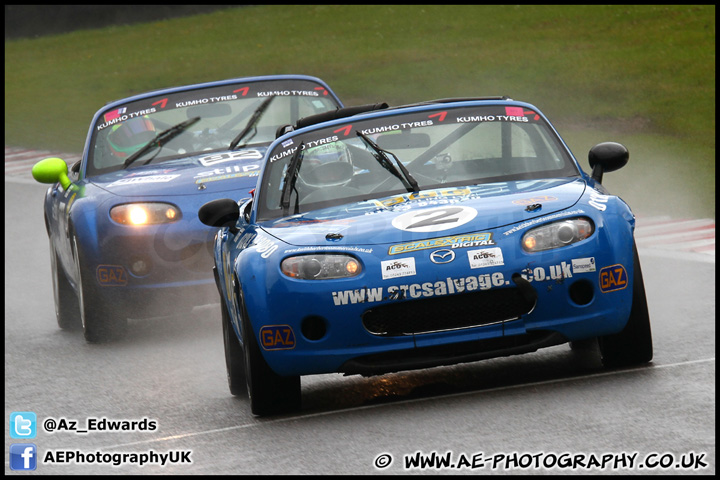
<box><xmin>4</xmin><ymin>177</ymin><xmax>715</xmax><ymax>475</ymax></box>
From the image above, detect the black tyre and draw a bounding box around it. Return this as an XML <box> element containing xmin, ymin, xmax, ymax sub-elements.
<box><xmin>49</xmin><ymin>237</ymin><xmax>81</xmax><ymax>330</ymax></box>
<box><xmin>73</xmin><ymin>236</ymin><xmax>127</xmax><ymax>343</ymax></box>
<box><xmin>238</xmin><ymin>291</ymin><xmax>301</xmax><ymax>416</ymax></box>
<box><xmin>222</xmin><ymin>299</ymin><xmax>247</xmax><ymax>395</ymax></box>
<box><xmin>598</xmin><ymin>242</ymin><xmax>653</xmax><ymax>368</ymax></box>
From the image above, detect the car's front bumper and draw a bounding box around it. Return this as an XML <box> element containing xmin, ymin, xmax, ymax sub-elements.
<box><xmin>81</xmin><ymin>220</ymin><xmax>220</xmax><ymax>318</ymax></box>
<box><xmin>242</xmin><ymin>234</ymin><xmax>636</xmax><ymax>377</ymax></box>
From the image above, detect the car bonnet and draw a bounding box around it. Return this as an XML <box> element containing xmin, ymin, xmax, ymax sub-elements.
<box><xmin>262</xmin><ymin>177</ymin><xmax>589</xmax><ymax>247</ymax></box>
<box><xmin>89</xmin><ymin>149</ymin><xmax>265</xmax><ymax>197</ymax></box>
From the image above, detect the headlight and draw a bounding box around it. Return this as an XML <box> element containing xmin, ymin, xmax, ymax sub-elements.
<box><xmin>521</xmin><ymin>217</ymin><xmax>594</xmax><ymax>252</ymax></box>
<box><xmin>110</xmin><ymin>203</ymin><xmax>181</xmax><ymax>225</ymax></box>
<box><xmin>281</xmin><ymin>254</ymin><xmax>362</xmax><ymax>280</ymax></box>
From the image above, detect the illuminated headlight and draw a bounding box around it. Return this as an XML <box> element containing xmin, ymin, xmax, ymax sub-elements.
<box><xmin>110</xmin><ymin>203</ymin><xmax>181</xmax><ymax>226</ymax></box>
<box><xmin>522</xmin><ymin>217</ymin><xmax>594</xmax><ymax>252</ymax></box>
<box><xmin>281</xmin><ymin>254</ymin><xmax>362</xmax><ymax>280</ymax></box>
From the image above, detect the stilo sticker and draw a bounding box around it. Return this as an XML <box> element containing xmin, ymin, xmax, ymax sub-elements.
<box><xmin>391</xmin><ymin>206</ymin><xmax>477</xmax><ymax>233</ymax></box>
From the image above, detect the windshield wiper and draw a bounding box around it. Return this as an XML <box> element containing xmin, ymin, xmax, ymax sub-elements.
<box><xmin>123</xmin><ymin>116</ymin><xmax>201</xmax><ymax>169</ymax></box>
<box><xmin>356</xmin><ymin>131</ymin><xmax>419</xmax><ymax>193</ymax></box>
<box><xmin>229</xmin><ymin>95</ymin><xmax>276</xmax><ymax>150</ymax></box>
<box><xmin>280</xmin><ymin>141</ymin><xmax>305</xmax><ymax>217</ymax></box>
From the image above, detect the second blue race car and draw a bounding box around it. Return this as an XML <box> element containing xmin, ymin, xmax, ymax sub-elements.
<box><xmin>32</xmin><ymin>75</ymin><xmax>343</xmax><ymax>343</ymax></box>
<box><xmin>199</xmin><ymin>97</ymin><xmax>653</xmax><ymax>416</ymax></box>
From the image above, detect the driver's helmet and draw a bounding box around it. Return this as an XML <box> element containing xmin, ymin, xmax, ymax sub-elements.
<box><xmin>298</xmin><ymin>142</ymin><xmax>353</xmax><ymax>187</ymax></box>
<box><xmin>106</xmin><ymin>116</ymin><xmax>156</xmax><ymax>158</ymax></box>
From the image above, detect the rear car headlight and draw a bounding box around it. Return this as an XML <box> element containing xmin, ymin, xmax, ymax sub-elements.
<box><xmin>521</xmin><ymin>217</ymin><xmax>594</xmax><ymax>252</ymax></box>
<box><xmin>110</xmin><ymin>203</ymin><xmax>181</xmax><ymax>226</ymax></box>
<box><xmin>281</xmin><ymin>254</ymin><xmax>362</xmax><ymax>280</ymax></box>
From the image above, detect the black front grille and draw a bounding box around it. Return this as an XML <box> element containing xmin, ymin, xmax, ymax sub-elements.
<box><xmin>362</xmin><ymin>287</ymin><xmax>535</xmax><ymax>336</ymax></box>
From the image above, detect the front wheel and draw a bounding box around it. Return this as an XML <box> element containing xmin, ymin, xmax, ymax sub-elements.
<box><xmin>49</xmin><ymin>236</ymin><xmax>81</xmax><ymax>330</ymax></box>
<box><xmin>73</xmin><ymin>236</ymin><xmax>128</xmax><ymax>343</ymax></box>
<box><xmin>598</xmin><ymin>242</ymin><xmax>653</xmax><ymax>368</ymax></box>
<box><xmin>238</xmin><ymin>291</ymin><xmax>300</xmax><ymax>416</ymax></box>
<box><xmin>222</xmin><ymin>299</ymin><xmax>247</xmax><ymax>396</ymax></box>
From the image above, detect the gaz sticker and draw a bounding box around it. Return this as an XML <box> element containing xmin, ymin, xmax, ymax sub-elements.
<box><xmin>260</xmin><ymin>325</ymin><xmax>296</xmax><ymax>350</ymax></box>
<box><xmin>599</xmin><ymin>264</ymin><xmax>628</xmax><ymax>292</ymax></box>
<box><xmin>96</xmin><ymin>265</ymin><xmax>127</xmax><ymax>286</ymax></box>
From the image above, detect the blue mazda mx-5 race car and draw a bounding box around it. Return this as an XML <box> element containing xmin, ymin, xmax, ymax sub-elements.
<box><xmin>199</xmin><ymin>97</ymin><xmax>653</xmax><ymax>416</ymax></box>
<box><xmin>31</xmin><ymin>75</ymin><xmax>343</xmax><ymax>343</ymax></box>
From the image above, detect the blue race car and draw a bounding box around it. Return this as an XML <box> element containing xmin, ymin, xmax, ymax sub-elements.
<box><xmin>31</xmin><ymin>75</ymin><xmax>343</xmax><ymax>343</ymax></box>
<box><xmin>199</xmin><ymin>97</ymin><xmax>653</xmax><ymax>416</ymax></box>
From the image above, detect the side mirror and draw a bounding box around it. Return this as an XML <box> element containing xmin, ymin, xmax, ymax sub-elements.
<box><xmin>32</xmin><ymin>157</ymin><xmax>73</xmax><ymax>190</ymax></box>
<box><xmin>198</xmin><ymin>198</ymin><xmax>240</xmax><ymax>233</ymax></box>
<box><xmin>588</xmin><ymin>142</ymin><xmax>629</xmax><ymax>184</ymax></box>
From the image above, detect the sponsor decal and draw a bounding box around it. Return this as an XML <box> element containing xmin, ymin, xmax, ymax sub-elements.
<box><xmin>257</xmin><ymin>89</ymin><xmax>322</xmax><ymax>97</ymax></box>
<box><xmin>194</xmin><ymin>164</ymin><xmax>261</xmax><ymax>180</ymax></box>
<box><xmin>283</xmin><ymin>245</ymin><xmax>373</xmax><ymax>254</ymax></box>
<box><xmin>103</xmin><ymin>107</ymin><xmax>127</xmax><ymax>123</ymax></box>
<box><xmin>505</xmin><ymin>106</ymin><xmax>540</xmax><ymax>120</ymax></box>
<box><xmin>468</xmin><ymin>247</ymin><xmax>504</xmax><ymax>269</ymax></box>
<box><xmin>429</xmin><ymin>249</ymin><xmax>455</xmax><ymax>264</ymax></box>
<box><xmin>175</xmin><ymin>94</ymin><xmax>238</xmax><ymax>108</ymax></box>
<box><xmin>124</xmin><ymin>168</ymin><xmax>178</xmax><ymax>177</ymax></box>
<box><xmin>599</xmin><ymin>264</ymin><xmax>628</xmax><ymax>292</ymax></box>
<box><xmin>269</xmin><ymin>135</ymin><xmax>341</xmax><ymax>162</ymax></box>
<box><xmin>572</xmin><ymin>257</ymin><xmax>596</xmax><ymax>273</ymax></box>
<box><xmin>194</xmin><ymin>171</ymin><xmax>259</xmax><ymax>184</ymax></box>
<box><xmin>589</xmin><ymin>191</ymin><xmax>610</xmax><ymax>211</ymax></box>
<box><xmin>381</xmin><ymin>257</ymin><xmax>416</xmax><ymax>280</ymax></box>
<box><xmin>389</xmin><ymin>232</ymin><xmax>495</xmax><ymax>255</ymax></box>
<box><xmin>331</xmin><ymin>260</ymin><xmax>578</xmax><ymax>306</ymax></box>
<box><xmin>65</xmin><ymin>192</ymin><xmax>77</xmax><ymax>219</ymax></box>
<box><xmin>456</xmin><ymin>113</ymin><xmax>529</xmax><ymax>124</ymax></box>
<box><xmin>505</xmin><ymin>106</ymin><xmax>525</xmax><ymax>117</ymax></box>
<box><xmin>520</xmin><ymin>262</ymin><xmax>573</xmax><ymax>282</ymax></box>
<box><xmin>96</xmin><ymin>265</ymin><xmax>128</xmax><ymax>286</ymax></box>
<box><xmin>358</xmin><ymin>120</ymin><xmax>434</xmax><ymax>136</ymax></box>
<box><xmin>260</xmin><ymin>325</ymin><xmax>296</xmax><ymax>350</ymax></box>
<box><xmin>96</xmin><ymin>107</ymin><xmax>158</xmax><ymax>131</ymax></box>
<box><xmin>107</xmin><ymin>175</ymin><xmax>180</xmax><ymax>187</ymax></box>
<box><xmin>429</xmin><ymin>112</ymin><xmax>447</xmax><ymax>122</ymax></box>
<box><xmin>234</xmin><ymin>232</ymin><xmax>278</xmax><ymax>258</ymax></box>
<box><xmin>512</xmin><ymin>195</ymin><xmax>558</xmax><ymax>206</ymax></box>
<box><xmin>331</xmin><ymin>272</ymin><xmax>510</xmax><ymax>306</ymax></box>
<box><xmin>391</xmin><ymin>206</ymin><xmax>477</xmax><ymax>233</ymax></box>
<box><xmin>198</xmin><ymin>150</ymin><xmax>263</xmax><ymax>166</ymax></box>
<box><xmin>380</xmin><ymin>187</ymin><xmax>472</xmax><ymax>208</ymax></box>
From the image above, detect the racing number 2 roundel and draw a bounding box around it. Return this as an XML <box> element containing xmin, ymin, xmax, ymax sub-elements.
<box><xmin>391</xmin><ymin>206</ymin><xmax>478</xmax><ymax>233</ymax></box>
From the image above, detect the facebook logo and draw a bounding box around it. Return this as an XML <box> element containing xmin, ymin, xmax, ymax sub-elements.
<box><xmin>10</xmin><ymin>411</ymin><xmax>36</xmax><ymax>439</ymax></box>
<box><xmin>10</xmin><ymin>444</ymin><xmax>37</xmax><ymax>471</ymax></box>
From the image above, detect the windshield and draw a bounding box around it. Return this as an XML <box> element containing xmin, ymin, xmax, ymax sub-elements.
<box><xmin>86</xmin><ymin>78</ymin><xmax>340</xmax><ymax>177</ymax></box>
<box><xmin>257</xmin><ymin>104</ymin><xmax>579</xmax><ymax>221</ymax></box>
